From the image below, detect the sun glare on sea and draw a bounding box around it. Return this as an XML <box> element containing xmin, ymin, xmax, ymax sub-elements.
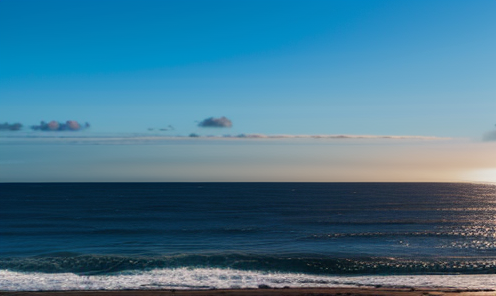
<box><xmin>465</xmin><ymin>169</ymin><xmax>496</xmax><ymax>184</ymax></box>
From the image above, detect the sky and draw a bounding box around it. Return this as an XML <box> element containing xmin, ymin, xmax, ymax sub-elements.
<box><xmin>1</xmin><ymin>0</ymin><xmax>495</xmax><ymax>182</ymax></box>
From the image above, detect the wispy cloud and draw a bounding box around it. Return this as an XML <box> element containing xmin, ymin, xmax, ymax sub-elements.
<box><xmin>198</xmin><ymin>117</ymin><xmax>232</xmax><ymax>128</ymax></box>
<box><xmin>0</xmin><ymin>133</ymin><xmax>450</xmax><ymax>145</ymax></box>
<box><xmin>225</xmin><ymin>133</ymin><xmax>448</xmax><ymax>140</ymax></box>
<box><xmin>148</xmin><ymin>125</ymin><xmax>175</xmax><ymax>132</ymax></box>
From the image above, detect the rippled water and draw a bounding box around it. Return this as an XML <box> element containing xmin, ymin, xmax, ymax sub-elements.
<box><xmin>1</xmin><ymin>182</ymin><xmax>496</xmax><ymax>290</ymax></box>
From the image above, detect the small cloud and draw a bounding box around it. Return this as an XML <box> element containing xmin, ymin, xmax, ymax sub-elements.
<box><xmin>198</xmin><ymin>116</ymin><xmax>232</xmax><ymax>128</ymax></box>
<box><xmin>148</xmin><ymin>125</ymin><xmax>174</xmax><ymax>132</ymax></box>
<box><xmin>0</xmin><ymin>122</ymin><xmax>22</xmax><ymax>131</ymax></box>
<box><xmin>159</xmin><ymin>125</ymin><xmax>175</xmax><ymax>131</ymax></box>
<box><xmin>483</xmin><ymin>130</ymin><xmax>496</xmax><ymax>141</ymax></box>
<box><xmin>31</xmin><ymin>120</ymin><xmax>90</xmax><ymax>131</ymax></box>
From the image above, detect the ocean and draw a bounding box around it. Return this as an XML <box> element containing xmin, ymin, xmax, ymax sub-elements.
<box><xmin>1</xmin><ymin>182</ymin><xmax>496</xmax><ymax>291</ymax></box>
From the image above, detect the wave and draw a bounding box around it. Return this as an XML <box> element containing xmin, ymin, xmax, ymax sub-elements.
<box><xmin>2</xmin><ymin>253</ymin><xmax>496</xmax><ymax>276</ymax></box>
<box><xmin>2</xmin><ymin>268</ymin><xmax>496</xmax><ymax>291</ymax></box>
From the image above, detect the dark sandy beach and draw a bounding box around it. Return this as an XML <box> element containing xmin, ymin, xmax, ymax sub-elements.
<box><xmin>2</xmin><ymin>288</ymin><xmax>496</xmax><ymax>296</ymax></box>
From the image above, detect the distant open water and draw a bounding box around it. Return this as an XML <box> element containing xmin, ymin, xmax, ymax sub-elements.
<box><xmin>1</xmin><ymin>183</ymin><xmax>496</xmax><ymax>291</ymax></box>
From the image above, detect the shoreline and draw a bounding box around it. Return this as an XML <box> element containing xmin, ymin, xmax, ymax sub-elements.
<box><xmin>1</xmin><ymin>287</ymin><xmax>496</xmax><ymax>296</ymax></box>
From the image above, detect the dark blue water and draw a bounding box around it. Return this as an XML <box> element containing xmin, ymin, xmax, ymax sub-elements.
<box><xmin>1</xmin><ymin>183</ymin><xmax>496</xmax><ymax>277</ymax></box>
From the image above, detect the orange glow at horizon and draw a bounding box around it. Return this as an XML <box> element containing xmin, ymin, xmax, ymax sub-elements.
<box><xmin>464</xmin><ymin>169</ymin><xmax>496</xmax><ymax>184</ymax></box>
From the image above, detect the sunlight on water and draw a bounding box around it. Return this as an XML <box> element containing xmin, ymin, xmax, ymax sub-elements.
<box><xmin>465</xmin><ymin>169</ymin><xmax>496</xmax><ymax>183</ymax></box>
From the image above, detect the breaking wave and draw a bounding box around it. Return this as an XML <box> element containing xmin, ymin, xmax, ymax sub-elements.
<box><xmin>2</xmin><ymin>268</ymin><xmax>496</xmax><ymax>291</ymax></box>
<box><xmin>2</xmin><ymin>254</ymin><xmax>496</xmax><ymax>276</ymax></box>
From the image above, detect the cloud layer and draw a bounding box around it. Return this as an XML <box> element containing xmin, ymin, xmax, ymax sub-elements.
<box><xmin>223</xmin><ymin>133</ymin><xmax>447</xmax><ymax>140</ymax></box>
<box><xmin>198</xmin><ymin>117</ymin><xmax>232</xmax><ymax>128</ymax></box>
<box><xmin>31</xmin><ymin>120</ymin><xmax>90</xmax><ymax>131</ymax></box>
<box><xmin>0</xmin><ymin>133</ymin><xmax>450</xmax><ymax>146</ymax></box>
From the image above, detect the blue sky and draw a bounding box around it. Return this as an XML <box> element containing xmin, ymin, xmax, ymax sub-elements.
<box><xmin>1</xmin><ymin>0</ymin><xmax>495</xmax><ymax>182</ymax></box>
<box><xmin>2</xmin><ymin>0</ymin><xmax>495</xmax><ymax>136</ymax></box>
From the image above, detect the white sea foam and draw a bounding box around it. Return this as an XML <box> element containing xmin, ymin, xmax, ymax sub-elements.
<box><xmin>1</xmin><ymin>268</ymin><xmax>496</xmax><ymax>291</ymax></box>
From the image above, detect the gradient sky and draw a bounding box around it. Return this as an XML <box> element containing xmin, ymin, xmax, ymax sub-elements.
<box><xmin>1</xmin><ymin>0</ymin><xmax>495</xmax><ymax>182</ymax></box>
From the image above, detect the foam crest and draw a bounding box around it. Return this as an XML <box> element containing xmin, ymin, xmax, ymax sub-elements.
<box><xmin>2</xmin><ymin>268</ymin><xmax>496</xmax><ymax>291</ymax></box>
<box><xmin>3</xmin><ymin>255</ymin><xmax>496</xmax><ymax>275</ymax></box>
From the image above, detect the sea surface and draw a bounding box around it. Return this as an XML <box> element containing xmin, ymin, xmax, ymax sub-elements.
<box><xmin>1</xmin><ymin>182</ymin><xmax>496</xmax><ymax>291</ymax></box>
